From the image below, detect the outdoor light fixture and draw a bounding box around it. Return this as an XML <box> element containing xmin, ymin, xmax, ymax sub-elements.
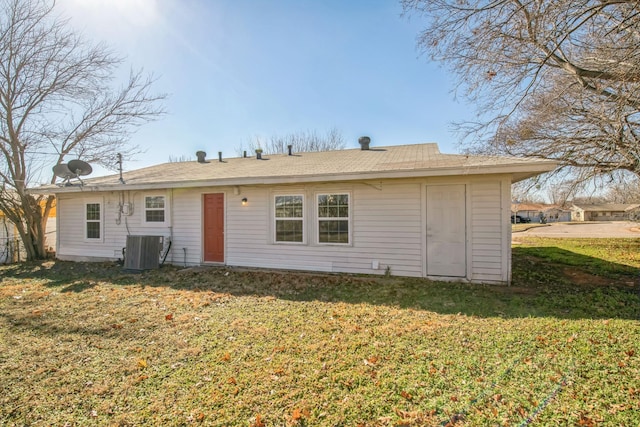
<box><xmin>241</xmin><ymin>197</ymin><xmax>248</xmax><ymax>206</ymax></box>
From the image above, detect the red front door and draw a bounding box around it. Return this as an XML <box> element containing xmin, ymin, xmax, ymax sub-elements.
<box><xmin>203</xmin><ymin>193</ymin><xmax>224</xmax><ymax>262</ymax></box>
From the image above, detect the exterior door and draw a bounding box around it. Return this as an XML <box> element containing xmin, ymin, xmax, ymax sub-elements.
<box><xmin>203</xmin><ymin>193</ymin><xmax>225</xmax><ymax>262</ymax></box>
<box><xmin>426</xmin><ymin>184</ymin><xmax>466</xmax><ymax>277</ymax></box>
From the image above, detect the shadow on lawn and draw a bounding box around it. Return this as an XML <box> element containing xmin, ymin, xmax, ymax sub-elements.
<box><xmin>1</xmin><ymin>247</ymin><xmax>639</xmax><ymax>321</ymax></box>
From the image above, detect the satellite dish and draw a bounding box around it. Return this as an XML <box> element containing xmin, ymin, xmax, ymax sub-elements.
<box><xmin>52</xmin><ymin>163</ymin><xmax>74</xmax><ymax>180</ymax></box>
<box><xmin>67</xmin><ymin>159</ymin><xmax>93</xmax><ymax>176</ymax></box>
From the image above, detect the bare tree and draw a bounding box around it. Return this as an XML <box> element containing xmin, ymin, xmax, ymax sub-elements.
<box><xmin>244</xmin><ymin>128</ymin><xmax>345</xmax><ymax>155</ymax></box>
<box><xmin>168</xmin><ymin>155</ymin><xmax>193</xmax><ymax>163</ymax></box>
<box><xmin>511</xmin><ymin>180</ymin><xmax>545</xmax><ymax>204</ymax></box>
<box><xmin>403</xmin><ymin>0</ymin><xmax>640</xmax><ymax>184</ymax></box>
<box><xmin>604</xmin><ymin>177</ymin><xmax>640</xmax><ymax>203</ymax></box>
<box><xmin>0</xmin><ymin>0</ymin><xmax>165</xmax><ymax>260</ymax></box>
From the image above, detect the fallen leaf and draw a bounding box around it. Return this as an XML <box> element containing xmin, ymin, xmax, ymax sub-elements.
<box><xmin>137</xmin><ymin>359</ymin><xmax>147</xmax><ymax>369</ymax></box>
<box><xmin>227</xmin><ymin>377</ymin><xmax>237</xmax><ymax>385</ymax></box>
<box><xmin>196</xmin><ymin>412</ymin><xmax>205</xmax><ymax>422</ymax></box>
<box><xmin>400</xmin><ymin>390</ymin><xmax>413</xmax><ymax>401</ymax></box>
<box><xmin>165</xmin><ymin>313</ymin><xmax>173</xmax><ymax>321</ymax></box>
<box><xmin>221</xmin><ymin>352</ymin><xmax>231</xmax><ymax>362</ymax></box>
<box><xmin>134</xmin><ymin>374</ymin><xmax>148</xmax><ymax>384</ymax></box>
<box><xmin>252</xmin><ymin>414</ymin><xmax>265</xmax><ymax>427</ymax></box>
<box><xmin>578</xmin><ymin>415</ymin><xmax>595</xmax><ymax>427</ymax></box>
<box><xmin>292</xmin><ymin>408</ymin><xmax>303</xmax><ymax>420</ymax></box>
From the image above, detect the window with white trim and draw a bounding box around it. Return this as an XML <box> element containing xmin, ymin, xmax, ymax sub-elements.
<box><xmin>144</xmin><ymin>195</ymin><xmax>166</xmax><ymax>223</ymax></box>
<box><xmin>85</xmin><ymin>201</ymin><xmax>101</xmax><ymax>240</ymax></box>
<box><xmin>317</xmin><ymin>193</ymin><xmax>350</xmax><ymax>244</ymax></box>
<box><xmin>274</xmin><ymin>195</ymin><xmax>304</xmax><ymax>243</ymax></box>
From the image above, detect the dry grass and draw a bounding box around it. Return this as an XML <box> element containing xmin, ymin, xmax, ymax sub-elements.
<box><xmin>1</xmin><ymin>238</ymin><xmax>639</xmax><ymax>426</ymax></box>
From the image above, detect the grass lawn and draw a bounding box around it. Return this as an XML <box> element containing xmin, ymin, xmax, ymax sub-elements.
<box><xmin>1</xmin><ymin>238</ymin><xmax>639</xmax><ymax>426</ymax></box>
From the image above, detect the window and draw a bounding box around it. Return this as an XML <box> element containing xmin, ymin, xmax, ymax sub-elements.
<box><xmin>317</xmin><ymin>193</ymin><xmax>349</xmax><ymax>244</ymax></box>
<box><xmin>144</xmin><ymin>195</ymin><xmax>166</xmax><ymax>223</ymax></box>
<box><xmin>275</xmin><ymin>195</ymin><xmax>304</xmax><ymax>243</ymax></box>
<box><xmin>85</xmin><ymin>202</ymin><xmax>101</xmax><ymax>240</ymax></box>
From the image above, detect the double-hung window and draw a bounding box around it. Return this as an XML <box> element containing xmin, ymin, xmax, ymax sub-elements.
<box><xmin>317</xmin><ymin>193</ymin><xmax>350</xmax><ymax>244</ymax></box>
<box><xmin>85</xmin><ymin>201</ymin><xmax>102</xmax><ymax>240</ymax></box>
<box><xmin>274</xmin><ymin>195</ymin><xmax>304</xmax><ymax>243</ymax></box>
<box><xmin>144</xmin><ymin>195</ymin><xmax>166</xmax><ymax>224</ymax></box>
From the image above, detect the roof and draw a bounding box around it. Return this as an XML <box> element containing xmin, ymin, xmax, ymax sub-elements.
<box><xmin>571</xmin><ymin>203</ymin><xmax>640</xmax><ymax>212</ymax></box>
<box><xmin>34</xmin><ymin>143</ymin><xmax>557</xmax><ymax>194</ymax></box>
<box><xmin>511</xmin><ymin>203</ymin><xmax>570</xmax><ymax>212</ymax></box>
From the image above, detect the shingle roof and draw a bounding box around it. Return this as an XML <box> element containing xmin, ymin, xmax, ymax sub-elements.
<box><xmin>511</xmin><ymin>203</ymin><xmax>570</xmax><ymax>212</ymax></box>
<box><xmin>571</xmin><ymin>203</ymin><xmax>640</xmax><ymax>212</ymax></box>
<box><xmin>37</xmin><ymin>143</ymin><xmax>556</xmax><ymax>193</ymax></box>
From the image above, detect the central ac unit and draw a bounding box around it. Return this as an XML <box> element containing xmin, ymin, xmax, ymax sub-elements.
<box><xmin>124</xmin><ymin>235</ymin><xmax>162</xmax><ymax>271</ymax></box>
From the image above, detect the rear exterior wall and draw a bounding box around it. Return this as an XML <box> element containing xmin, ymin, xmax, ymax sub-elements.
<box><xmin>56</xmin><ymin>175</ymin><xmax>511</xmax><ymax>283</ymax></box>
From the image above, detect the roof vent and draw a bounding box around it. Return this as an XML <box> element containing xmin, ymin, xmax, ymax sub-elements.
<box><xmin>359</xmin><ymin>136</ymin><xmax>371</xmax><ymax>150</ymax></box>
<box><xmin>288</xmin><ymin>145</ymin><xmax>293</xmax><ymax>156</ymax></box>
<box><xmin>256</xmin><ymin>149</ymin><xmax>263</xmax><ymax>160</ymax></box>
<box><xmin>218</xmin><ymin>151</ymin><xmax>223</xmax><ymax>162</ymax></box>
<box><xmin>196</xmin><ymin>151</ymin><xmax>207</xmax><ymax>163</ymax></box>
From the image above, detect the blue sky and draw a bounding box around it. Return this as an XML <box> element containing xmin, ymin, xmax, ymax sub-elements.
<box><xmin>56</xmin><ymin>0</ymin><xmax>473</xmax><ymax>171</ymax></box>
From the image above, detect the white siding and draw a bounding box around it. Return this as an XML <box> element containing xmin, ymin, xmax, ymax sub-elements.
<box><xmin>171</xmin><ymin>188</ymin><xmax>206</xmax><ymax>266</ymax></box>
<box><xmin>469</xmin><ymin>180</ymin><xmax>508</xmax><ymax>283</ymax></box>
<box><xmin>55</xmin><ymin>175</ymin><xmax>513</xmax><ymax>284</ymax></box>
<box><xmin>58</xmin><ymin>192</ymin><xmax>172</xmax><ymax>262</ymax></box>
<box><xmin>224</xmin><ymin>182</ymin><xmax>423</xmax><ymax>277</ymax></box>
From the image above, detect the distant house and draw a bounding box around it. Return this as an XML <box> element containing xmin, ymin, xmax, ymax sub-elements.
<box><xmin>511</xmin><ymin>203</ymin><xmax>572</xmax><ymax>223</ymax></box>
<box><xmin>35</xmin><ymin>142</ymin><xmax>555</xmax><ymax>284</ymax></box>
<box><xmin>570</xmin><ymin>204</ymin><xmax>640</xmax><ymax>222</ymax></box>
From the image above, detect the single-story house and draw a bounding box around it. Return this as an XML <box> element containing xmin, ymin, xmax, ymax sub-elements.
<box><xmin>511</xmin><ymin>203</ymin><xmax>572</xmax><ymax>223</ymax></box>
<box><xmin>35</xmin><ymin>142</ymin><xmax>555</xmax><ymax>284</ymax></box>
<box><xmin>570</xmin><ymin>203</ymin><xmax>640</xmax><ymax>221</ymax></box>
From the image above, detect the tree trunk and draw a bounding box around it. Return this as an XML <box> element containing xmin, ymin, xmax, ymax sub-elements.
<box><xmin>11</xmin><ymin>194</ymin><xmax>48</xmax><ymax>261</ymax></box>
